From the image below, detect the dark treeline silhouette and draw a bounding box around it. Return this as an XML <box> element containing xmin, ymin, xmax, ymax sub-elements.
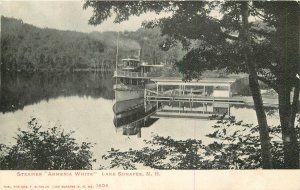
<box><xmin>0</xmin><ymin>71</ymin><xmax>114</xmax><ymax>113</ymax></box>
<box><xmin>1</xmin><ymin>16</ymin><xmax>184</xmax><ymax>72</ymax></box>
<box><xmin>1</xmin><ymin>16</ymin><xmax>106</xmax><ymax>71</ymax></box>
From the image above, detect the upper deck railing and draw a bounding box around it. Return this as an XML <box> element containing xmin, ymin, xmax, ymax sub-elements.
<box><xmin>144</xmin><ymin>89</ymin><xmax>245</xmax><ymax>104</ymax></box>
<box><xmin>114</xmin><ymin>70</ymin><xmax>148</xmax><ymax>78</ymax></box>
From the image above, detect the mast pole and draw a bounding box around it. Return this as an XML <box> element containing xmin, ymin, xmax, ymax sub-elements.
<box><xmin>114</xmin><ymin>31</ymin><xmax>120</xmax><ymax>128</ymax></box>
<box><xmin>116</xmin><ymin>31</ymin><xmax>119</xmax><ymax>75</ymax></box>
<box><xmin>115</xmin><ymin>31</ymin><xmax>120</xmax><ymax>97</ymax></box>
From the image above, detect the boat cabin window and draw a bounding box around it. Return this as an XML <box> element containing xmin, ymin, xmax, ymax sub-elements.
<box><xmin>123</xmin><ymin>60</ymin><xmax>140</xmax><ymax>67</ymax></box>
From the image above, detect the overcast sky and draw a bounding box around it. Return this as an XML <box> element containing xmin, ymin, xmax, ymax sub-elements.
<box><xmin>1</xmin><ymin>1</ymin><xmax>163</xmax><ymax>33</ymax></box>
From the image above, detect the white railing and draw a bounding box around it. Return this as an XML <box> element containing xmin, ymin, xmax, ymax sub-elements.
<box><xmin>114</xmin><ymin>70</ymin><xmax>147</xmax><ymax>77</ymax></box>
<box><xmin>145</xmin><ymin>89</ymin><xmax>159</xmax><ymax>96</ymax></box>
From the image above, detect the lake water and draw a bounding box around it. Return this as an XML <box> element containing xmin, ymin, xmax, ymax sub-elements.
<box><xmin>0</xmin><ymin>72</ymin><xmax>280</xmax><ymax>168</ymax></box>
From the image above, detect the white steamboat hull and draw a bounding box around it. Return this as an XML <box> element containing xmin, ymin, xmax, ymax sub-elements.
<box><xmin>115</xmin><ymin>89</ymin><xmax>144</xmax><ymax>101</ymax></box>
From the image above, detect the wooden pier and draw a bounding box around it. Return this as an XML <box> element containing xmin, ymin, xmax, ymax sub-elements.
<box><xmin>145</xmin><ymin>90</ymin><xmax>245</xmax><ymax>104</ymax></box>
<box><xmin>144</xmin><ymin>78</ymin><xmax>244</xmax><ymax>119</ymax></box>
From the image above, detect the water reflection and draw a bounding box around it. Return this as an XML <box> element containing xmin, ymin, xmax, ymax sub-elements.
<box><xmin>0</xmin><ymin>71</ymin><xmax>281</xmax><ymax>168</ymax></box>
<box><xmin>113</xmin><ymin>97</ymin><xmax>158</xmax><ymax>138</ymax></box>
<box><xmin>0</xmin><ymin>71</ymin><xmax>114</xmax><ymax>113</ymax></box>
<box><xmin>112</xmin><ymin>88</ymin><xmax>281</xmax><ymax>139</ymax></box>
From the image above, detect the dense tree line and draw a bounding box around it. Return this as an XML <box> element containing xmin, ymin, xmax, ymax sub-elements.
<box><xmin>1</xmin><ymin>16</ymin><xmax>105</xmax><ymax>71</ymax></box>
<box><xmin>1</xmin><ymin>16</ymin><xmax>184</xmax><ymax>72</ymax></box>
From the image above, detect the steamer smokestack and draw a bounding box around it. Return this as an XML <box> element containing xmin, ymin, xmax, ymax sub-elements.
<box><xmin>138</xmin><ymin>49</ymin><xmax>141</xmax><ymax>61</ymax></box>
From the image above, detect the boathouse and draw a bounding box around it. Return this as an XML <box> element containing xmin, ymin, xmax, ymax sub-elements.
<box><xmin>151</xmin><ymin>78</ymin><xmax>236</xmax><ymax>97</ymax></box>
<box><xmin>145</xmin><ymin>78</ymin><xmax>244</xmax><ymax>119</ymax></box>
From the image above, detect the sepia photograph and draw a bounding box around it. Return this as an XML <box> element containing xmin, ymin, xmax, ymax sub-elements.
<box><xmin>0</xmin><ymin>0</ymin><xmax>300</xmax><ymax>189</ymax></box>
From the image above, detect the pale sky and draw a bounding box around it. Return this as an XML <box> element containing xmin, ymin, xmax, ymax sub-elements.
<box><xmin>0</xmin><ymin>0</ymin><xmax>165</xmax><ymax>33</ymax></box>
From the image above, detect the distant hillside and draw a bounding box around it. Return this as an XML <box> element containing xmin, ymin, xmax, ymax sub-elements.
<box><xmin>88</xmin><ymin>31</ymin><xmax>142</xmax><ymax>64</ymax></box>
<box><xmin>90</xmin><ymin>28</ymin><xmax>185</xmax><ymax>65</ymax></box>
<box><xmin>1</xmin><ymin>16</ymin><xmax>185</xmax><ymax>72</ymax></box>
<box><xmin>1</xmin><ymin>16</ymin><xmax>106</xmax><ymax>71</ymax></box>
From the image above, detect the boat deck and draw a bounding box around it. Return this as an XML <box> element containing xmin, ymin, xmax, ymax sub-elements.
<box><xmin>146</xmin><ymin>95</ymin><xmax>245</xmax><ymax>104</ymax></box>
<box><xmin>113</xmin><ymin>71</ymin><xmax>152</xmax><ymax>79</ymax></box>
<box><xmin>152</xmin><ymin>111</ymin><xmax>230</xmax><ymax>120</ymax></box>
<box><xmin>145</xmin><ymin>88</ymin><xmax>245</xmax><ymax>105</ymax></box>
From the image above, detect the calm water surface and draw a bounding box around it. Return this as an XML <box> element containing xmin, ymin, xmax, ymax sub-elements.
<box><xmin>0</xmin><ymin>72</ymin><xmax>280</xmax><ymax>168</ymax></box>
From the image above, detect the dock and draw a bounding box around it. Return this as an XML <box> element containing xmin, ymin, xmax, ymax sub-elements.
<box><xmin>144</xmin><ymin>78</ymin><xmax>243</xmax><ymax>119</ymax></box>
<box><xmin>145</xmin><ymin>91</ymin><xmax>245</xmax><ymax>104</ymax></box>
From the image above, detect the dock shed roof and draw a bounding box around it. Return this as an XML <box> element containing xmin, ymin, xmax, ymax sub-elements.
<box><xmin>151</xmin><ymin>78</ymin><xmax>236</xmax><ymax>87</ymax></box>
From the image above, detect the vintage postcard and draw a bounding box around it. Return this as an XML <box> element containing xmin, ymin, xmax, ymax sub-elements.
<box><xmin>0</xmin><ymin>0</ymin><xmax>300</xmax><ymax>189</ymax></box>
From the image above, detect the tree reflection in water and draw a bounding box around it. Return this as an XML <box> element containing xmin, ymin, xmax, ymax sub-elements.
<box><xmin>0</xmin><ymin>71</ymin><xmax>114</xmax><ymax>113</ymax></box>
